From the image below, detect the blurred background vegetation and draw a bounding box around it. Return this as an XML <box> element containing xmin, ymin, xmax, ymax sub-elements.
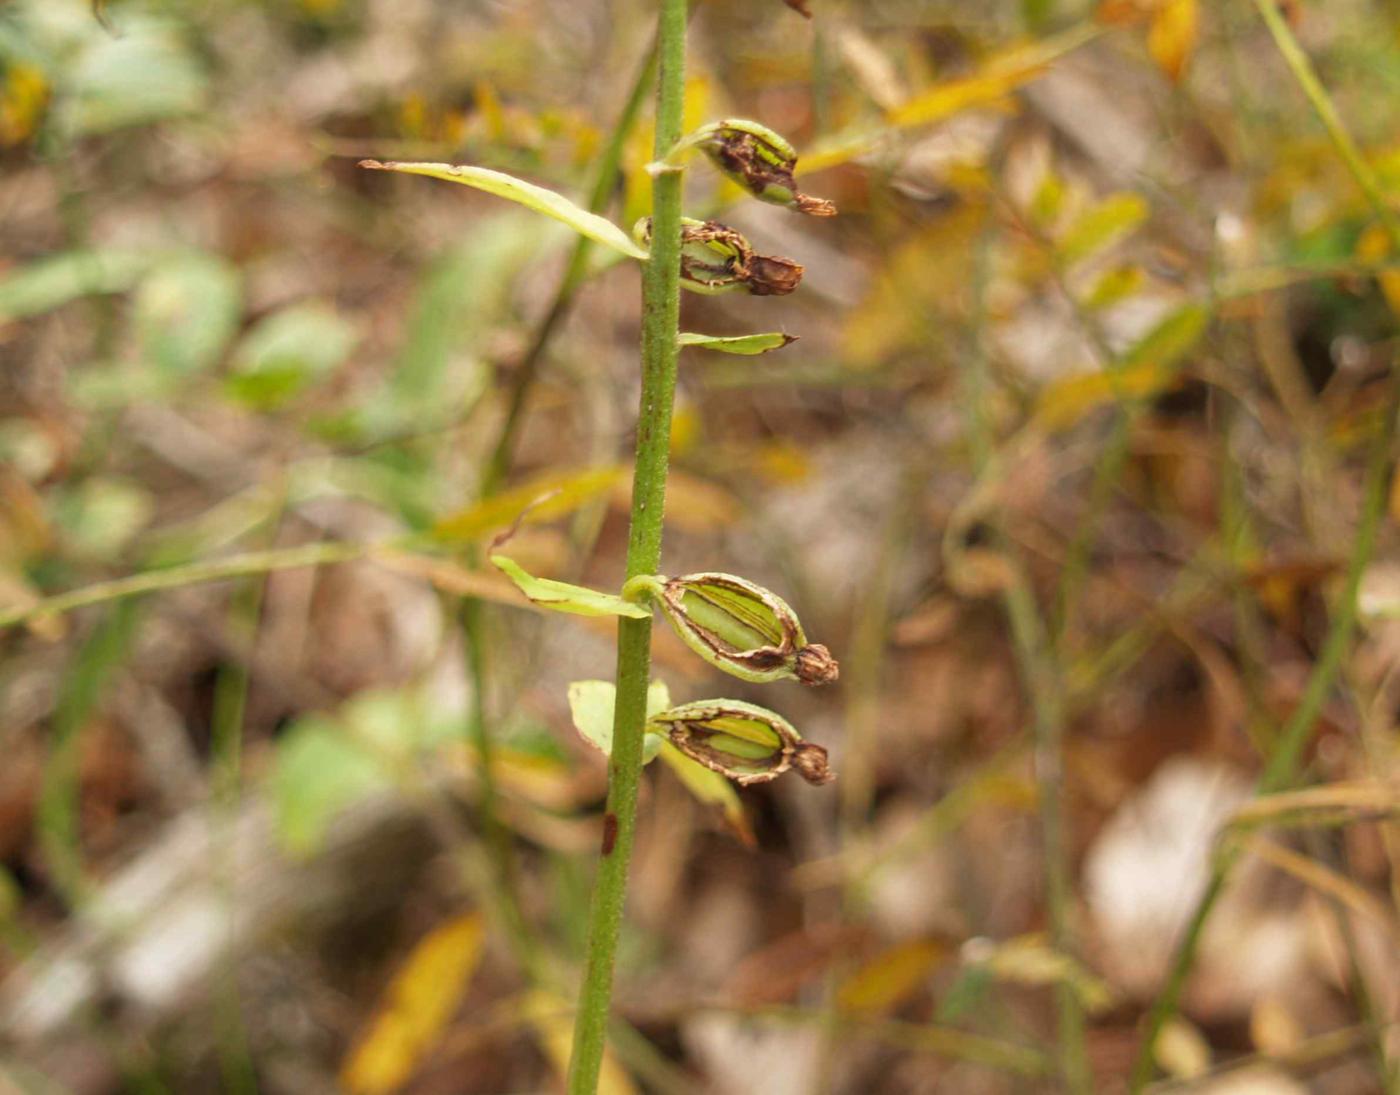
<box><xmin>2</xmin><ymin>0</ymin><xmax>1400</xmax><ymax>1091</ymax></box>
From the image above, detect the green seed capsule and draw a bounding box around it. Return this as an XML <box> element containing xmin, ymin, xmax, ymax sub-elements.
<box><xmin>641</xmin><ymin>572</ymin><xmax>839</xmax><ymax>686</ymax></box>
<box><xmin>647</xmin><ymin>699</ymin><xmax>834</xmax><ymax>786</ymax></box>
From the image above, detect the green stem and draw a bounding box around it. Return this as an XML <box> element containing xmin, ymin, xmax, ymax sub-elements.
<box><xmin>0</xmin><ymin>541</ymin><xmax>379</xmax><ymax>631</ymax></box>
<box><xmin>457</xmin><ymin>29</ymin><xmax>661</xmax><ymax>988</ymax></box>
<box><xmin>1129</xmin><ymin>371</ymin><xmax>1400</xmax><ymax>1090</ymax></box>
<box><xmin>566</xmin><ymin>1</ymin><xmax>687</xmax><ymax>1091</ymax></box>
<box><xmin>1252</xmin><ymin>0</ymin><xmax>1400</xmax><ymax>249</ymax></box>
<box><xmin>960</xmin><ymin>226</ymin><xmax>1091</xmax><ymax>1093</ymax></box>
<box><xmin>482</xmin><ymin>37</ymin><xmax>658</xmax><ymax>497</ymax></box>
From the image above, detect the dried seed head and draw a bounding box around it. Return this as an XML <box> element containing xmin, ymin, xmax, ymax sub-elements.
<box><xmin>743</xmin><ymin>253</ymin><xmax>806</xmax><ymax>296</ymax></box>
<box><xmin>693</xmin><ymin>120</ymin><xmax>836</xmax><ymax>216</ymax></box>
<box><xmin>794</xmin><ymin>643</ymin><xmax>840</xmax><ymax>686</ymax></box>
<box><xmin>648</xmin><ymin>572</ymin><xmax>839</xmax><ymax>686</ymax></box>
<box><xmin>633</xmin><ymin>217</ymin><xmax>805</xmax><ymax>297</ymax></box>
<box><xmin>791</xmin><ymin>741</ymin><xmax>834</xmax><ymax>784</ymax></box>
<box><xmin>647</xmin><ymin>699</ymin><xmax>834</xmax><ymax>786</ymax></box>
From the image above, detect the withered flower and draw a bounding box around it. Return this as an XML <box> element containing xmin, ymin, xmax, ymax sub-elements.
<box><xmin>692</xmin><ymin>120</ymin><xmax>836</xmax><ymax>216</ymax></box>
<box><xmin>633</xmin><ymin>217</ymin><xmax>805</xmax><ymax>296</ymax></box>
<box><xmin>648</xmin><ymin>699</ymin><xmax>833</xmax><ymax>786</ymax></box>
<box><xmin>630</xmin><ymin>572</ymin><xmax>838</xmax><ymax>685</ymax></box>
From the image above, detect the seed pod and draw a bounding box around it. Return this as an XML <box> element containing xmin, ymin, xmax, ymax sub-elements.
<box><xmin>638</xmin><ymin>572</ymin><xmax>839</xmax><ymax>686</ymax></box>
<box><xmin>647</xmin><ymin>699</ymin><xmax>833</xmax><ymax>786</ymax></box>
<box><xmin>690</xmin><ymin>120</ymin><xmax>836</xmax><ymax>217</ymax></box>
<box><xmin>633</xmin><ymin>217</ymin><xmax>804</xmax><ymax>297</ymax></box>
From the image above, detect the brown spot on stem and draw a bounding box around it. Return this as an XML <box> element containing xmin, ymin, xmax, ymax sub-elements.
<box><xmin>601</xmin><ymin>812</ymin><xmax>618</xmax><ymax>856</ymax></box>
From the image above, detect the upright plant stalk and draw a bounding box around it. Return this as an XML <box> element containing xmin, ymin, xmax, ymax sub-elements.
<box><xmin>455</xmin><ymin>37</ymin><xmax>660</xmax><ymax>985</ymax></box>
<box><xmin>566</xmin><ymin>1</ymin><xmax>687</xmax><ymax>1090</ymax></box>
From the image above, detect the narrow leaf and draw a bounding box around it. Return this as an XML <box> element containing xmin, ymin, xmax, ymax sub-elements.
<box><xmin>490</xmin><ymin>555</ymin><xmax>651</xmax><ymax>619</ymax></box>
<box><xmin>434</xmin><ymin>466</ymin><xmax>624</xmax><ymax>542</ymax></box>
<box><xmin>341</xmin><ymin>914</ymin><xmax>487</xmax><ymax>1095</ymax></box>
<box><xmin>1033</xmin><ymin>302</ymin><xmax>1209</xmax><ymax>430</ymax></box>
<box><xmin>656</xmin><ymin>741</ymin><xmax>754</xmax><ymax>844</ymax></box>
<box><xmin>360</xmin><ymin>160</ymin><xmax>649</xmax><ymax>261</ymax></box>
<box><xmin>1057</xmin><ymin>192</ymin><xmax>1149</xmax><ymax>265</ymax></box>
<box><xmin>679</xmin><ymin>331</ymin><xmax>798</xmax><ymax>355</ymax></box>
<box><xmin>0</xmin><ymin>249</ymin><xmax>149</xmax><ymax>323</ymax></box>
<box><xmin>1147</xmin><ymin>0</ymin><xmax>1198</xmax><ymax>83</ymax></box>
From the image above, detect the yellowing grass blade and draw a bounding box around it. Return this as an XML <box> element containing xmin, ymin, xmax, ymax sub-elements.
<box><xmin>361</xmin><ymin>160</ymin><xmax>649</xmax><ymax>261</ymax></box>
<box><xmin>341</xmin><ymin>913</ymin><xmax>486</xmax><ymax>1095</ymax></box>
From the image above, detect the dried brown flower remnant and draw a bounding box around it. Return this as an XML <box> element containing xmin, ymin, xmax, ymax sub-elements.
<box><xmin>633</xmin><ymin>217</ymin><xmax>805</xmax><ymax>297</ymax></box>
<box><xmin>742</xmin><ymin>253</ymin><xmax>806</xmax><ymax>296</ymax></box>
<box><xmin>795</xmin><ymin>643</ymin><xmax>839</xmax><ymax>685</ymax></box>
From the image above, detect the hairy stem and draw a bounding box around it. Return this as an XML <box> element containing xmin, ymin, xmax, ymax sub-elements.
<box><xmin>566</xmin><ymin>1</ymin><xmax>687</xmax><ymax>1091</ymax></box>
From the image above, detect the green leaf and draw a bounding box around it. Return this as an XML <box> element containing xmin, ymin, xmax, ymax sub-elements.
<box><xmin>48</xmin><ymin>476</ymin><xmax>154</xmax><ymax>560</ymax></box>
<box><xmin>133</xmin><ymin>252</ymin><xmax>242</xmax><ymax>378</ymax></box>
<box><xmin>226</xmin><ymin>301</ymin><xmax>359</xmax><ymax>408</ymax></box>
<box><xmin>62</xmin><ymin>19</ymin><xmax>208</xmax><ymax>135</ymax></box>
<box><xmin>566</xmin><ymin>679</ymin><xmax>668</xmax><ymax>762</ymax></box>
<box><xmin>1058</xmin><ymin>192</ymin><xmax>1150</xmax><ymax>265</ymax></box>
<box><xmin>490</xmin><ymin>555</ymin><xmax>651</xmax><ymax>619</ymax></box>
<box><xmin>679</xmin><ymin>331</ymin><xmax>798</xmax><ymax>355</ymax></box>
<box><xmin>0</xmin><ymin>249</ymin><xmax>148</xmax><ymax>324</ymax></box>
<box><xmin>435</xmin><ymin>466</ymin><xmax>625</xmax><ymax>542</ymax></box>
<box><xmin>360</xmin><ymin>160</ymin><xmax>649</xmax><ymax>261</ymax></box>
<box><xmin>273</xmin><ymin>716</ymin><xmax>387</xmax><ymax>857</ymax></box>
<box><xmin>272</xmin><ymin>688</ymin><xmax>459</xmax><ymax>857</ymax></box>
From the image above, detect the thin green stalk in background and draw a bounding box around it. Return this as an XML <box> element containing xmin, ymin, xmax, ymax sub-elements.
<box><xmin>36</xmin><ymin>601</ymin><xmax>140</xmax><ymax>907</ymax></box>
<box><xmin>1130</xmin><ymin>370</ymin><xmax>1400</xmax><ymax>1090</ymax></box>
<box><xmin>960</xmin><ymin>225</ymin><xmax>1092</xmax><ymax>1094</ymax></box>
<box><xmin>1251</xmin><ymin>0</ymin><xmax>1400</xmax><ymax>248</ymax></box>
<box><xmin>453</xmin><ymin>37</ymin><xmax>659</xmax><ymax>985</ymax></box>
<box><xmin>1131</xmin><ymin>5</ymin><xmax>1400</xmax><ymax>1079</ymax></box>
<box><xmin>481</xmin><ymin>35</ymin><xmax>658</xmax><ymax>497</ymax></box>
<box><xmin>209</xmin><ymin>571</ymin><xmax>266</xmax><ymax>1095</ymax></box>
<box><xmin>566</xmin><ymin>0</ymin><xmax>687</xmax><ymax>1089</ymax></box>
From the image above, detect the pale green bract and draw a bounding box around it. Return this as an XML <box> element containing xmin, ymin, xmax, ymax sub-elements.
<box><xmin>678</xmin><ymin>331</ymin><xmax>797</xmax><ymax>355</ymax></box>
<box><xmin>567</xmin><ymin>679</ymin><xmax>670</xmax><ymax>763</ymax></box>
<box><xmin>490</xmin><ymin>555</ymin><xmax>652</xmax><ymax>619</ymax></box>
<box><xmin>360</xmin><ymin>160</ymin><xmax>649</xmax><ymax>261</ymax></box>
